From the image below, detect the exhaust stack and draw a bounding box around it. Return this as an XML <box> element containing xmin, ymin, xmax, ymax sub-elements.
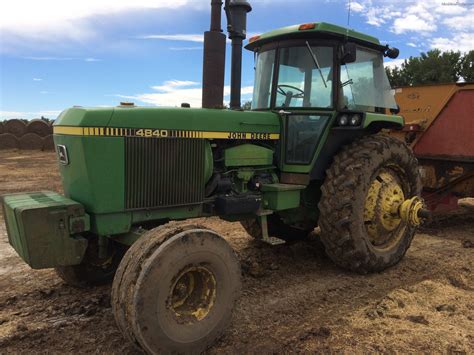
<box><xmin>202</xmin><ymin>0</ymin><xmax>227</xmax><ymax>109</ymax></box>
<box><xmin>226</xmin><ymin>0</ymin><xmax>252</xmax><ymax>110</ymax></box>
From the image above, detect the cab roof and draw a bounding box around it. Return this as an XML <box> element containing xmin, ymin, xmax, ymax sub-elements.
<box><xmin>245</xmin><ymin>22</ymin><xmax>383</xmax><ymax>51</ymax></box>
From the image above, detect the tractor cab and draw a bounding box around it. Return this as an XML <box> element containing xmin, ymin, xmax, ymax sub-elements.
<box><xmin>246</xmin><ymin>22</ymin><xmax>399</xmax><ymax>112</ymax></box>
<box><xmin>245</xmin><ymin>22</ymin><xmax>401</xmax><ymax>174</ymax></box>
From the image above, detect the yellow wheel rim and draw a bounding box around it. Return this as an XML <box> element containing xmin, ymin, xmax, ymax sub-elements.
<box><xmin>169</xmin><ymin>266</ymin><xmax>217</xmax><ymax>323</ymax></box>
<box><xmin>364</xmin><ymin>169</ymin><xmax>407</xmax><ymax>248</ymax></box>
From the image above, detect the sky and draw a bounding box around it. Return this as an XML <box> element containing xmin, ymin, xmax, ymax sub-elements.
<box><xmin>0</xmin><ymin>0</ymin><xmax>473</xmax><ymax>120</ymax></box>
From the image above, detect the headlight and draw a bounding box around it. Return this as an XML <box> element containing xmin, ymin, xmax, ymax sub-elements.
<box><xmin>350</xmin><ymin>114</ymin><xmax>362</xmax><ymax>126</ymax></box>
<box><xmin>338</xmin><ymin>114</ymin><xmax>349</xmax><ymax>126</ymax></box>
<box><xmin>57</xmin><ymin>145</ymin><xmax>69</xmax><ymax>165</ymax></box>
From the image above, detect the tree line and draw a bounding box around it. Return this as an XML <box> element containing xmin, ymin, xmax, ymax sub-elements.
<box><xmin>386</xmin><ymin>49</ymin><xmax>474</xmax><ymax>87</ymax></box>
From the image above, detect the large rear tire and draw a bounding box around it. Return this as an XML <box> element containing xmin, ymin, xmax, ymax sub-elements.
<box><xmin>111</xmin><ymin>222</ymin><xmax>241</xmax><ymax>354</ymax></box>
<box><xmin>318</xmin><ymin>135</ymin><xmax>421</xmax><ymax>274</ymax></box>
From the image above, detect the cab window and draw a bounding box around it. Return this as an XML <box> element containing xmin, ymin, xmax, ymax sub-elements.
<box><xmin>276</xmin><ymin>46</ymin><xmax>333</xmax><ymax>109</ymax></box>
<box><xmin>340</xmin><ymin>48</ymin><xmax>398</xmax><ymax>111</ymax></box>
<box><xmin>286</xmin><ymin>115</ymin><xmax>329</xmax><ymax>164</ymax></box>
<box><xmin>252</xmin><ymin>49</ymin><xmax>276</xmax><ymax>110</ymax></box>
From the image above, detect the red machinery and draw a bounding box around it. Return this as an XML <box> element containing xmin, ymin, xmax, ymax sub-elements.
<box><xmin>390</xmin><ymin>83</ymin><xmax>474</xmax><ymax>212</ymax></box>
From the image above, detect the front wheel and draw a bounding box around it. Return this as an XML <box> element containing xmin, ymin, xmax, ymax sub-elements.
<box><xmin>111</xmin><ymin>222</ymin><xmax>241</xmax><ymax>354</ymax></box>
<box><xmin>318</xmin><ymin>135</ymin><xmax>421</xmax><ymax>274</ymax></box>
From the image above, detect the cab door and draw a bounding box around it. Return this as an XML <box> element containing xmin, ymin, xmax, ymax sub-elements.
<box><xmin>271</xmin><ymin>44</ymin><xmax>336</xmax><ymax>177</ymax></box>
<box><xmin>279</xmin><ymin>112</ymin><xmax>333</xmax><ymax>175</ymax></box>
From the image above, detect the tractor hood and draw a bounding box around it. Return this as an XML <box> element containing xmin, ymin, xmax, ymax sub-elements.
<box><xmin>54</xmin><ymin>106</ymin><xmax>280</xmax><ymax>139</ymax></box>
<box><xmin>52</xmin><ymin>106</ymin><xmax>280</xmax><ymax>233</ymax></box>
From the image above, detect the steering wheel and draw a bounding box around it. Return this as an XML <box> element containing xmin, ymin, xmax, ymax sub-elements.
<box><xmin>277</xmin><ymin>84</ymin><xmax>305</xmax><ymax>98</ymax></box>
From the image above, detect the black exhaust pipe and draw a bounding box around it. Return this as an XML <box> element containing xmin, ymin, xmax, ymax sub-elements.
<box><xmin>226</xmin><ymin>0</ymin><xmax>252</xmax><ymax>110</ymax></box>
<box><xmin>202</xmin><ymin>0</ymin><xmax>227</xmax><ymax>109</ymax></box>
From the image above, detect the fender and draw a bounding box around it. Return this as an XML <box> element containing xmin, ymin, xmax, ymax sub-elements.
<box><xmin>363</xmin><ymin>112</ymin><xmax>404</xmax><ymax>130</ymax></box>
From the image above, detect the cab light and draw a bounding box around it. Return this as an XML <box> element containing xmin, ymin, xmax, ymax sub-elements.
<box><xmin>350</xmin><ymin>114</ymin><xmax>362</xmax><ymax>126</ymax></box>
<box><xmin>299</xmin><ymin>23</ymin><xmax>316</xmax><ymax>31</ymax></box>
<box><xmin>249</xmin><ymin>35</ymin><xmax>261</xmax><ymax>43</ymax></box>
<box><xmin>338</xmin><ymin>114</ymin><xmax>349</xmax><ymax>126</ymax></box>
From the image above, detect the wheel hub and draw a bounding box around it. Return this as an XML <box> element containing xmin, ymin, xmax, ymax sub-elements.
<box><xmin>364</xmin><ymin>170</ymin><xmax>406</xmax><ymax>246</ymax></box>
<box><xmin>399</xmin><ymin>196</ymin><xmax>425</xmax><ymax>226</ymax></box>
<box><xmin>169</xmin><ymin>266</ymin><xmax>216</xmax><ymax>323</ymax></box>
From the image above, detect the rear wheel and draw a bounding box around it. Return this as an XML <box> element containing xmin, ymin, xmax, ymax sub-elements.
<box><xmin>111</xmin><ymin>222</ymin><xmax>241</xmax><ymax>354</ymax></box>
<box><xmin>318</xmin><ymin>135</ymin><xmax>421</xmax><ymax>273</ymax></box>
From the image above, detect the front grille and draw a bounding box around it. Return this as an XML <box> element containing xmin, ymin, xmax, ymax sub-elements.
<box><xmin>125</xmin><ymin>138</ymin><xmax>205</xmax><ymax>210</ymax></box>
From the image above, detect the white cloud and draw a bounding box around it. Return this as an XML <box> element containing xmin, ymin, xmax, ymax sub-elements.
<box><xmin>151</xmin><ymin>80</ymin><xmax>200</xmax><ymax>92</ymax></box>
<box><xmin>430</xmin><ymin>33</ymin><xmax>474</xmax><ymax>52</ymax></box>
<box><xmin>1</xmin><ymin>0</ymin><xmax>202</xmax><ymax>52</ymax></box>
<box><xmin>352</xmin><ymin>0</ymin><xmax>474</xmax><ymax>52</ymax></box>
<box><xmin>443</xmin><ymin>10</ymin><xmax>474</xmax><ymax>31</ymax></box>
<box><xmin>84</xmin><ymin>57</ymin><xmax>101</xmax><ymax>62</ymax></box>
<box><xmin>364</xmin><ymin>5</ymin><xmax>401</xmax><ymax>27</ymax></box>
<box><xmin>137</xmin><ymin>34</ymin><xmax>204</xmax><ymax>43</ymax></box>
<box><xmin>0</xmin><ymin>110</ymin><xmax>61</xmax><ymax>120</ymax></box>
<box><xmin>392</xmin><ymin>14</ymin><xmax>437</xmax><ymax>34</ymax></box>
<box><xmin>384</xmin><ymin>58</ymin><xmax>406</xmax><ymax>69</ymax></box>
<box><xmin>169</xmin><ymin>47</ymin><xmax>203</xmax><ymax>51</ymax></box>
<box><xmin>33</xmin><ymin>78</ymin><xmax>43</xmax><ymax>81</ymax></box>
<box><xmin>435</xmin><ymin>1</ymin><xmax>468</xmax><ymax>15</ymax></box>
<box><xmin>23</xmin><ymin>56</ymin><xmax>73</xmax><ymax>61</ymax></box>
<box><xmin>116</xmin><ymin>80</ymin><xmax>253</xmax><ymax>108</ymax></box>
<box><xmin>365</xmin><ymin>8</ymin><xmax>387</xmax><ymax>27</ymax></box>
<box><xmin>350</xmin><ymin>2</ymin><xmax>365</xmax><ymax>13</ymax></box>
<box><xmin>24</xmin><ymin>56</ymin><xmax>103</xmax><ymax>62</ymax></box>
<box><xmin>138</xmin><ymin>32</ymin><xmax>260</xmax><ymax>45</ymax></box>
<box><xmin>40</xmin><ymin>91</ymin><xmax>49</xmax><ymax>94</ymax></box>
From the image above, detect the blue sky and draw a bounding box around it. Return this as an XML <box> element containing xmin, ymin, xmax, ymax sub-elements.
<box><xmin>0</xmin><ymin>0</ymin><xmax>473</xmax><ymax>120</ymax></box>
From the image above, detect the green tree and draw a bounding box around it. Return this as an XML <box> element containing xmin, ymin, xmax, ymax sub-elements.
<box><xmin>385</xmin><ymin>49</ymin><xmax>471</xmax><ymax>87</ymax></box>
<box><xmin>406</xmin><ymin>50</ymin><xmax>460</xmax><ymax>84</ymax></box>
<box><xmin>459</xmin><ymin>50</ymin><xmax>474</xmax><ymax>82</ymax></box>
<box><xmin>386</xmin><ymin>64</ymin><xmax>410</xmax><ymax>87</ymax></box>
<box><xmin>242</xmin><ymin>101</ymin><xmax>252</xmax><ymax>110</ymax></box>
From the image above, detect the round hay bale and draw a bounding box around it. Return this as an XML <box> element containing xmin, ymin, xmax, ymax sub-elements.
<box><xmin>42</xmin><ymin>135</ymin><xmax>55</xmax><ymax>151</ymax></box>
<box><xmin>4</xmin><ymin>119</ymin><xmax>27</xmax><ymax>137</ymax></box>
<box><xmin>0</xmin><ymin>121</ymin><xmax>4</xmax><ymax>134</ymax></box>
<box><xmin>0</xmin><ymin>133</ymin><xmax>20</xmax><ymax>149</ymax></box>
<box><xmin>19</xmin><ymin>133</ymin><xmax>44</xmax><ymax>150</ymax></box>
<box><xmin>27</xmin><ymin>119</ymin><xmax>52</xmax><ymax>137</ymax></box>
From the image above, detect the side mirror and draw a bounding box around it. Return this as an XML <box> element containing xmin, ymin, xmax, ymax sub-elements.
<box><xmin>341</xmin><ymin>43</ymin><xmax>357</xmax><ymax>64</ymax></box>
<box><xmin>384</xmin><ymin>46</ymin><xmax>399</xmax><ymax>59</ymax></box>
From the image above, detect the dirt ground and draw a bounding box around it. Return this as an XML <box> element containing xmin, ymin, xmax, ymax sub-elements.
<box><xmin>0</xmin><ymin>150</ymin><xmax>473</xmax><ymax>354</ymax></box>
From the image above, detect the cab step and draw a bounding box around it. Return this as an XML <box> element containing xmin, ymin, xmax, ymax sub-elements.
<box><xmin>256</xmin><ymin>209</ymin><xmax>286</xmax><ymax>246</ymax></box>
<box><xmin>262</xmin><ymin>236</ymin><xmax>286</xmax><ymax>246</ymax></box>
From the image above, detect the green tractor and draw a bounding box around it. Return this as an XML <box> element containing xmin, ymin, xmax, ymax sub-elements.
<box><xmin>2</xmin><ymin>0</ymin><xmax>429</xmax><ymax>353</ymax></box>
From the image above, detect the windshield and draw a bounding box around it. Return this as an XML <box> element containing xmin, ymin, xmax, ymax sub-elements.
<box><xmin>251</xmin><ymin>46</ymin><xmax>333</xmax><ymax>110</ymax></box>
<box><xmin>340</xmin><ymin>48</ymin><xmax>398</xmax><ymax>110</ymax></box>
<box><xmin>276</xmin><ymin>46</ymin><xmax>333</xmax><ymax>108</ymax></box>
